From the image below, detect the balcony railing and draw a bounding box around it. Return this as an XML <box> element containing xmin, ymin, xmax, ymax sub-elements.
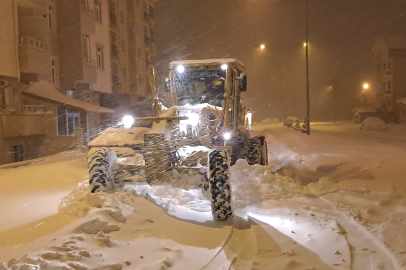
<box><xmin>83</xmin><ymin>57</ymin><xmax>97</xmax><ymax>66</ymax></box>
<box><xmin>19</xmin><ymin>105</ymin><xmax>45</xmax><ymax>114</ymax></box>
<box><xmin>19</xmin><ymin>37</ymin><xmax>47</xmax><ymax>51</ymax></box>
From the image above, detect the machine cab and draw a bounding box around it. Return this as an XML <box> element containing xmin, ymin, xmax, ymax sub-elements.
<box><xmin>166</xmin><ymin>59</ymin><xmax>247</xmax><ymax>107</ymax></box>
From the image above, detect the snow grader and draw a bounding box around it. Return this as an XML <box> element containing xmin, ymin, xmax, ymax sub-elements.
<box><xmin>87</xmin><ymin>59</ymin><xmax>268</xmax><ymax>221</ymax></box>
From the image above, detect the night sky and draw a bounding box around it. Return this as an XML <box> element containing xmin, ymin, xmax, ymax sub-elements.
<box><xmin>155</xmin><ymin>0</ymin><xmax>406</xmax><ymax>121</ymax></box>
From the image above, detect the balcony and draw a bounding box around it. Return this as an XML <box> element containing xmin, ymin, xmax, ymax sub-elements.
<box><xmin>112</xmin><ymin>75</ymin><xmax>120</xmax><ymax>88</ymax></box>
<box><xmin>109</xmin><ymin>13</ymin><xmax>118</xmax><ymax>27</ymax></box>
<box><xmin>19</xmin><ymin>105</ymin><xmax>45</xmax><ymax>114</ymax></box>
<box><xmin>111</xmin><ymin>44</ymin><xmax>119</xmax><ymax>58</ymax></box>
<box><xmin>83</xmin><ymin>57</ymin><xmax>97</xmax><ymax>66</ymax></box>
<box><xmin>82</xmin><ymin>57</ymin><xmax>97</xmax><ymax>83</ymax></box>
<box><xmin>19</xmin><ymin>37</ymin><xmax>47</xmax><ymax>51</ymax></box>
<box><xmin>143</xmin><ymin>12</ymin><xmax>152</xmax><ymax>23</ymax></box>
<box><xmin>80</xmin><ymin>4</ymin><xmax>96</xmax><ymax>34</ymax></box>
<box><xmin>0</xmin><ymin>109</ymin><xmax>48</xmax><ymax>138</ymax></box>
<box><xmin>144</xmin><ymin>37</ymin><xmax>155</xmax><ymax>48</ymax></box>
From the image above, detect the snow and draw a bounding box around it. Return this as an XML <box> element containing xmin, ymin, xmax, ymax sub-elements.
<box><xmin>353</xmin><ymin>106</ymin><xmax>376</xmax><ymax>113</ymax></box>
<box><xmin>2</xmin><ymin>121</ymin><xmax>406</xmax><ymax>269</ymax></box>
<box><xmin>361</xmin><ymin>117</ymin><xmax>388</xmax><ymax>130</ymax></box>
<box><xmin>23</xmin><ymin>81</ymin><xmax>114</xmax><ymax>113</ymax></box>
<box><xmin>88</xmin><ymin>127</ymin><xmax>150</xmax><ymax>147</ymax></box>
<box><xmin>169</xmin><ymin>58</ymin><xmax>245</xmax><ymax>68</ymax></box>
<box><xmin>396</xmin><ymin>97</ymin><xmax>406</xmax><ymax>106</ymax></box>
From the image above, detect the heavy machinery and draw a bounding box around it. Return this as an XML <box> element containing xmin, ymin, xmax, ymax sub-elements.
<box><xmin>88</xmin><ymin>58</ymin><xmax>268</xmax><ymax>221</ymax></box>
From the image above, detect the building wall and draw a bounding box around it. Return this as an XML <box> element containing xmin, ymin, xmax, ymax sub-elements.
<box><xmin>392</xmin><ymin>50</ymin><xmax>406</xmax><ymax>101</ymax></box>
<box><xmin>0</xmin><ymin>0</ymin><xmax>20</xmax><ymax>81</ymax></box>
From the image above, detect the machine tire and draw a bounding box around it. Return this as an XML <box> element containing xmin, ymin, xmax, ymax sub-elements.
<box><xmin>230</xmin><ymin>131</ymin><xmax>249</xmax><ymax>166</ymax></box>
<box><xmin>244</xmin><ymin>136</ymin><xmax>268</xmax><ymax>166</ymax></box>
<box><xmin>87</xmin><ymin>147</ymin><xmax>118</xmax><ymax>193</ymax></box>
<box><xmin>208</xmin><ymin>149</ymin><xmax>233</xmax><ymax>221</ymax></box>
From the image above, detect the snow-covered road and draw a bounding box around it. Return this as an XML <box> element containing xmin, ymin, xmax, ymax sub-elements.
<box><xmin>1</xmin><ymin>121</ymin><xmax>406</xmax><ymax>270</ymax></box>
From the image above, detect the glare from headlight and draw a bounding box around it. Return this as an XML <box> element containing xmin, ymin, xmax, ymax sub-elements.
<box><xmin>223</xmin><ymin>132</ymin><xmax>231</xmax><ymax>140</ymax></box>
<box><xmin>188</xmin><ymin>113</ymin><xmax>199</xmax><ymax>127</ymax></box>
<box><xmin>176</xmin><ymin>65</ymin><xmax>185</xmax><ymax>73</ymax></box>
<box><xmin>122</xmin><ymin>115</ymin><xmax>134</xmax><ymax>128</ymax></box>
<box><xmin>221</xmin><ymin>64</ymin><xmax>228</xmax><ymax>70</ymax></box>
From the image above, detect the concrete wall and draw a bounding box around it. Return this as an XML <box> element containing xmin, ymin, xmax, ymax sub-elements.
<box><xmin>57</xmin><ymin>0</ymin><xmax>83</xmax><ymax>89</ymax></box>
<box><xmin>392</xmin><ymin>50</ymin><xmax>406</xmax><ymax>101</ymax></box>
<box><xmin>91</xmin><ymin>0</ymin><xmax>112</xmax><ymax>93</ymax></box>
<box><xmin>0</xmin><ymin>0</ymin><xmax>20</xmax><ymax>81</ymax></box>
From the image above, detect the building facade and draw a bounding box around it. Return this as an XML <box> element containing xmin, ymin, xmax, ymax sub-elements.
<box><xmin>101</xmin><ymin>0</ymin><xmax>156</xmax><ymax>121</ymax></box>
<box><xmin>0</xmin><ymin>0</ymin><xmax>120</xmax><ymax>165</ymax></box>
<box><xmin>373</xmin><ymin>37</ymin><xmax>406</xmax><ymax>122</ymax></box>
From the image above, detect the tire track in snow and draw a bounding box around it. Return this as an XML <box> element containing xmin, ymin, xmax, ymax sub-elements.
<box><xmin>319</xmin><ymin>196</ymin><xmax>400</xmax><ymax>270</ymax></box>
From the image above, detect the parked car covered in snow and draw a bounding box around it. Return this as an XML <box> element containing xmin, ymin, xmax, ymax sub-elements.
<box><xmin>361</xmin><ymin>117</ymin><xmax>388</xmax><ymax>130</ymax></box>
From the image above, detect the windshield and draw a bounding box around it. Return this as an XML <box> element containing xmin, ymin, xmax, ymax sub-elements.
<box><xmin>174</xmin><ymin>69</ymin><xmax>227</xmax><ymax>106</ymax></box>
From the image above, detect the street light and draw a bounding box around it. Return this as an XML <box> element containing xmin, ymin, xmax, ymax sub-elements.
<box><xmin>260</xmin><ymin>44</ymin><xmax>266</xmax><ymax>50</ymax></box>
<box><xmin>363</xmin><ymin>83</ymin><xmax>369</xmax><ymax>89</ymax></box>
<box><xmin>303</xmin><ymin>42</ymin><xmax>307</xmax><ymax>47</ymax></box>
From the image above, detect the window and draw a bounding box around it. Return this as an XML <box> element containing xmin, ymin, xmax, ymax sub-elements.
<box><xmin>377</xmin><ymin>64</ymin><xmax>380</xmax><ymax>73</ymax></box>
<box><xmin>57</xmin><ymin>105</ymin><xmax>79</xmax><ymax>136</ymax></box>
<box><xmin>139</xmin><ymin>75</ymin><xmax>143</xmax><ymax>84</ymax></box>
<box><xmin>137</xmin><ymin>23</ymin><xmax>141</xmax><ymax>34</ymax></box>
<box><xmin>121</xmin><ymin>39</ymin><xmax>125</xmax><ymax>51</ymax></box>
<box><xmin>48</xmin><ymin>5</ymin><xmax>52</xmax><ymax>29</ymax></box>
<box><xmin>144</xmin><ymin>25</ymin><xmax>149</xmax><ymax>38</ymax></box>
<box><xmin>51</xmin><ymin>60</ymin><xmax>55</xmax><ymax>84</ymax></box>
<box><xmin>138</xmin><ymin>49</ymin><xmax>142</xmax><ymax>57</ymax></box>
<box><xmin>130</xmin><ymin>57</ymin><xmax>135</xmax><ymax>65</ymax></box>
<box><xmin>122</xmin><ymin>68</ymin><xmax>127</xmax><ymax>79</ymax></box>
<box><xmin>136</xmin><ymin>0</ymin><xmax>140</xmax><ymax>7</ymax></box>
<box><xmin>383</xmin><ymin>63</ymin><xmax>386</xmax><ymax>70</ymax></box>
<box><xmin>150</xmin><ymin>6</ymin><xmax>154</xmax><ymax>18</ymax></box>
<box><xmin>10</xmin><ymin>145</ymin><xmax>24</xmax><ymax>163</ymax></box>
<box><xmin>388</xmin><ymin>62</ymin><xmax>392</xmax><ymax>70</ymax></box>
<box><xmin>96</xmin><ymin>46</ymin><xmax>104</xmax><ymax>68</ymax></box>
<box><xmin>95</xmin><ymin>0</ymin><xmax>102</xmax><ymax>23</ymax></box>
<box><xmin>110</xmin><ymin>32</ymin><xmax>118</xmax><ymax>56</ymax></box>
<box><xmin>112</xmin><ymin>64</ymin><xmax>119</xmax><ymax>87</ymax></box>
<box><xmin>109</xmin><ymin>1</ymin><xmax>117</xmax><ymax>26</ymax></box>
<box><xmin>383</xmin><ymin>82</ymin><xmax>385</xmax><ymax>89</ymax></box>
<box><xmin>81</xmin><ymin>0</ymin><xmax>89</xmax><ymax>11</ymax></box>
<box><xmin>66</xmin><ymin>90</ymin><xmax>74</xmax><ymax>98</ymax></box>
<box><xmin>120</xmin><ymin>11</ymin><xmax>124</xmax><ymax>23</ymax></box>
<box><xmin>388</xmin><ymin>81</ymin><xmax>391</xmax><ymax>89</ymax></box>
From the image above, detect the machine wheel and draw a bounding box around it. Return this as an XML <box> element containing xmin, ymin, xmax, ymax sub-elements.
<box><xmin>87</xmin><ymin>147</ymin><xmax>118</xmax><ymax>193</ymax></box>
<box><xmin>230</xmin><ymin>131</ymin><xmax>249</xmax><ymax>166</ymax></box>
<box><xmin>244</xmin><ymin>136</ymin><xmax>268</xmax><ymax>166</ymax></box>
<box><xmin>208</xmin><ymin>149</ymin><xmax>233</xmax><ymax>221</ymax></box>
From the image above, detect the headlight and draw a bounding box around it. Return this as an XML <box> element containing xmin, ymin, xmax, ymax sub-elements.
<box><xmin>221</xmin><ymin>64</ymin><xmax>228</xmax><ymax>70</ymax></box>
<box><xmin>223</xmin><ymin>132</ymin><xmax>231</xmax><ymax>140</ymax></box>
<box><xmin>176</xmin><ymin>65</ymin><xmax>185</xmax><ymax>73</ymax></box>
<box><xmin>188</xmin><ymin>113</ymin><xmax>199</xmax><ymax>127</ymax></box>
<box><xmin>122</xmin><ymin>115</ymin><xmax>134</xmax><ymax>128</ymax></box>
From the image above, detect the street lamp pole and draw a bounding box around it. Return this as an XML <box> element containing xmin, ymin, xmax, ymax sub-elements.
<box><xmin>333</xmin><ymin>79</ymin><xmax>337</xmax><ymax>123</ymax></box>
<box><xmin>305</xmin><ymin>0</ymin><xmax>310</xmax><ymax>135</ymax></box>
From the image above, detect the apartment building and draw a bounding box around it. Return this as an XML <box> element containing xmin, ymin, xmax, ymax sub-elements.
<box><xmin>100</xmin><ymin>0</ymin><xmax>156</xmax><ymax>120</ymax></box>
<box><xmin>0</xmin><ymin>0</ymin><xmax>115</xmax><ymax>165</ymax></box>
<box><xmin>373</xmin><ymin>36</ymin><xmax>406</xmax><ymax>123</ymax></box>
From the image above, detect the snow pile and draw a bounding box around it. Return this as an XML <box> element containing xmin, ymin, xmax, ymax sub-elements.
<box><xmin>88</xmin><ymin>127</ymin><xmax>150</xmax><ymax>147</ymax></box>
<box><xmin>257</xmin><ymin>118</ymin><xmax>280</xmax><ymax>124</ymax></box>
<box><xmin>361</xmin><ymin>117</ymin><xmax>387</xmax><ymax>130</ymax></box>
<box><xmin>129</xmin><ymin>168</ymin><xmax>211</xmax><ymax>215</ymax></box>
